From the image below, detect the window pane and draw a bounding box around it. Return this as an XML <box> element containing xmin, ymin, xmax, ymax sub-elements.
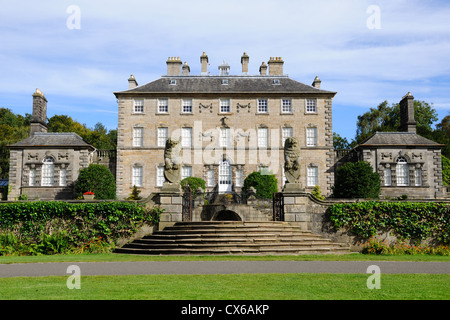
<box><xmin>207</xmin><ymin>169</ymin><xmax>215</xmax><ymax>187</ymax></box>
<box><xmin>158</xmin><ymin>99</ymin><xmax>168</xmax><ymax>113</ymax></box>
<box><xmin>133</xmin><ymin>127</ymin><xmax>143</xmax><ymax>147</ymax></box>
<box><xmin>181</xmin><ymin>128</ymin><xmax>192</xmax><ymax>147</ymax></box>
<box><xmin>182</xmin><ymin>166</ymin><xmax>192</xmax><ymax>180</ymax></box>
<box><xmin>42</xmin><ymin>158</ymin><xmax>54</xmax><ymax>187</ymax></box>
<box><xmin>157</xmin><ymin>127</ymin><xmax>168</xmax><ymax>147</ymax></box>
<box><xmin>258</xmin><ymin>128</ymin><xmax>268</xmax><ymax>147</ymax></box>
<box><xmin>282</xmin><ymin>99</ymin><xmax>292</xmax><ymax>113</ymax></box>
<box><xmin>258</xmin><ymin>99</ymin><xmax>268</xmax><ymax>113</ymax></box>
<box><xmin>415</xmin><ymin>169</ymin><xmax>422</xmax><ymax>186</ymax></box>
<box><xmin>220</xmin><ymin>99</ymin><xmax>230</xmax><ymax>113</ymax></box>
<box><xmin>396</xmin><ymin>162</ymin><xmax>409</xmax><ymax>186</ymax></box>
<box><xmin>307</xmin><ymin>167</ymin><xmax>318</xmax><ymax>187</ymax></box>
<box><xmin>306</xmin><ymin>99</ymin><xmax>316</xmax><ymax>113</ymax></box>
<box><xmin>182</xmin><ymin>99</ymin><xmax>192</xmax><ymax>113</ymax></box>
<box><xmin>132</xmin><ymin>166</ymin><xmax>143</xmax><ymax>187</ymax></box>
<box><xmin>157</xmin><ymin>166</ymin><xmax>165</xmax><ymax>187</ymax></box>
<box><xmin>306</xmin><ymin>128</ymin><xmax>317</xmax><ymax>146</ymax></box>
<box><xmin>29</xmin><ymin>169</ymin><xmax>36</xmax><ymax>186</ymax></box>
<box><xmin>220</xmin><ymin>128</ymin><xmax>231</xmax><ymax>147</ymax></box>
<box><xmin>282</xmin><ymin>127</ymin><xmax>293</xmax><ymax>147</ymax></box>
<box><xmin>235</xmin><ymin>169</ymin><xmax>243</xmax><ymax>187</ymax></box>
<box><xmin>384</xmin><ymin>168</ymin><xmax>391</xmax><ymax>186</ymax></box>
<box><xmin>134</xmin><ymin>100</ymin><xmax>144</xmax><ymax>113</ymax></box>
<box><xmin>59</xmin><ymin>169</ymin><xmax>67</xmax><ymax>187</ymax></box>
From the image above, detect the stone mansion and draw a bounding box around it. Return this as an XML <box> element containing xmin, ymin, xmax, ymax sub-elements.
<box><xmin>113</xmin><ymin>53</ymin><xmax>336</xmax><ymax>199</ymax></box>
<box><xmin>6</xmin><ymin>52</ymin><xmax>446</xmax><ymax>201</ymax></box>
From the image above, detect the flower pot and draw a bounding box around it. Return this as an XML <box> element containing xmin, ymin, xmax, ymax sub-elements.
<box><xmin>83</xmin><ymin>194</ymin><xmax>95</xmax><ymax>200</ymax></box>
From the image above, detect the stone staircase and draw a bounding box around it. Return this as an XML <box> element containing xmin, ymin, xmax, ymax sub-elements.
<box><xmin>114</xmin><ymin>221</ymin><xmax>350</xmax><ymax>255</ymax></box>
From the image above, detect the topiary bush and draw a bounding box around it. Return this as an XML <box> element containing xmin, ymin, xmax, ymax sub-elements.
<box><xmin>181</xmin><ymin>177</ymin><xmax>206</xmax><ymax>198</ymax></box>
<box><xmin>243</xmin><ymin>171</ymin><xmax>278</xmax><ymax>199</ymax></box>
<box><xmin>332</xmin><ymin>161</ymin><xmax>380</xmax><ymax>198</ymax></box>
<box><xmin>75</xmin><ymin>164</ymin><xmax>116</xmax><ymax>199</ymax></box>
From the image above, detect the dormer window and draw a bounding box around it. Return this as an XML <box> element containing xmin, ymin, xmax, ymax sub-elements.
<box><xmin>169</xmin><ymin>79</ymin><xmax>177</xmax><ymax>85</ymax></box>
<box><xmin>222</xmin><ymin>79</ymin><xmax>229</xmax><ymax>85</ymax></box>
<box><xmin>273</xmin><ymin>79</ymin><xmax>281</xmax><ymax>85</ymax></box>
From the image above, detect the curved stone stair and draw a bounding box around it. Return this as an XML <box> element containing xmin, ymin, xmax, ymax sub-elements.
<box><xmin>114</xmin><ymin>221</ymin><xmax>350</xmax><ymax>255</ymax></box>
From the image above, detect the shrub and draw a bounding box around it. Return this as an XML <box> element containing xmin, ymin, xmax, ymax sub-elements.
<box><xmin>442</xmin><ymin>155</ymin><xmax>450</xmax><ymax>186</ymax></box>
<box><xmin>75</xmin><ymin>164</ymin><xmax>116</xmax><ymax>200</ymax></box>
<box><xmin>181</xmin><ymin>177</ymin><xmax>206</xmax><ymax>198</ymax></box>
<box><xmin>311</xmin><ymin>186</ymin><xmax>325</xmax><ymax>200</ymax></box>
<box><xmin>361</xmin><ymin>237</ymin><xmax>450</xmax><ymax>256</ymax></box>
<box><xmin>0</xmin><ymin>201</ymin><xmax>163</xmax><ymax>255</ymax></box>
<box><xmin>243</xmin><ymin>171</ymin><xmax>278</xmax><ymax>199</ymax></box>
<box><xmin>332</xmin><ymin>161</ymin><xmax>380</xmax><ymax>198</ymax></box>
<box><xmin>126</xmin><ymin>185</ymin><xmax>142</xmax><ymax>201</ymax></box>
<box><xmin>328</xmin><ymin>201</ymin><xmax>450</xmax><ymax>244</ymax></box>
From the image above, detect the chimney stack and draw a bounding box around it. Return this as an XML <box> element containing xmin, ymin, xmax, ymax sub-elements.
<box><xmin>128</xmin><ymin>74</ymin><xmax>138</xmax><ymax>89</ymax></box>
<box><xmin>399</xmin><ymin>92</ymin><xmax>416</xmax><ymax>133</ymax></box>
<box><xmin>268</xmin><ymin>57</ymin><xmax>284</xmax><ymax>75</ymax></box>
<box><xmin>182</xmin><ymin>62</ymin><xmax>190</xmax><ymax>76</ymax></box>
<box><xmin>241</xmin><ymin>52</ymin><xmax>249</xmax><ymax>74</ymax></box>
<box><xmin>259</xmin><ymin>62</ymin><xmax>267</xmax><ymax>75</ymax></box>
<box><xmin>166</xmin><ymin>57</ymin><xmax>182</xmax><ymax>76</ymax></box>
<box><xmin>311</xmin><ymin>76</ymin><xmax>321</xmax><ymax>89</ymax></box>
<box><xmin>30</xmin><ymin>89</ymin><xmax>48</xmax><ymax>136</ymax></box>
<box><xmin>200</xmin><ymin>52</ymin><xmax>209</xmax><ymax>75</ymax></box>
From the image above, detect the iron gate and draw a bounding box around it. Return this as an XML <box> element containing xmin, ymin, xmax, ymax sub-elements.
<box><xmin>182</xmin><ymin>185</ymin><xmax>193</xmax><ymax>222</ymax></box>
<box><xmin>273</xmin><ymin>192</ymin><xmax>284</xmax><ymax>221</ymax></box>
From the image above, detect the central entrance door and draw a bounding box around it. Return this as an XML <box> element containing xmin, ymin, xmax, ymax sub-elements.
<box><xmin>219</xmin><ymin>160</ymin><xmax>232</xmax><ymax>193</ymax></box>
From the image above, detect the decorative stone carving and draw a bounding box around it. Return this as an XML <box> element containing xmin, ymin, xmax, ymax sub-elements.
<box><xmin>284</xmin><ymin>137</ymin><xmax>301</xmax><ymax>183</ymax></box>
<box><xmin>163</xmin><ymin>138</ymin><xmax>182</xmax><ymax>183</ymax></box>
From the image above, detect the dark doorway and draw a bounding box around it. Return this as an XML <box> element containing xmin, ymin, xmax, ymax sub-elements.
<box><xmin>213</xmin><ymin>210</ymin><xmax>242</xmax><ymax>221</ymax></box>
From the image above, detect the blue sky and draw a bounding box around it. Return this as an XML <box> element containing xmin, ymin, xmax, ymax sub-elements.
<box><xmin>0</xmin><ymin>0</ymin><xmax>449</xmax><ymax>142</ymax></box>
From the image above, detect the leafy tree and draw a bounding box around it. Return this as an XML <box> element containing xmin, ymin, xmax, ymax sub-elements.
<box><xmin>242</xmin><ymin>171</ymin><xmax>278</xmax><ymax>199</ymax></box>
<box><xmin>181</xmin><ymin>177</ymin><xmax>206</xmax><ymax>198</ymax></box>
<box><xmin>442</xmin><ymin>155</ymin><xmax>450</xmax><ymax>187</ymax></box>
<box><xmin>355</xmin><ymin>100</ymin><xmax>438</xmax><ymax>144</ymax></box>
<box><xmin>333</xmin><ymin>132</ymin><xmax>351</xmax><ymax>149</ymax></box>
<box><xmin>332</xmin><ymin>161</ymin><xmax>380</xmax><ymax>199</ymax></box>
<box><xmin>75</xmin><ymin>164</ymin><xmax>116</xmax><ymax>199</ymax></box>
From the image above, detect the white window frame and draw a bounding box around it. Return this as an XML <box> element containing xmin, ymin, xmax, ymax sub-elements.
<box><xmin>41</xmin><ymin>157</ymin><xmax>55</xmax><ymax>187</ymax></box>
<box><xmin>306</xmin><ymin>99</ymin><xmax>317</xmax><ymax>113</ymax></box>
<box><xmin>157</xmin><ymin>127</ymin><xmax>168</xmax><ymax>147</ymax></box>
<box><xmin>415</xmin><ymin>168</ymin><xmax>422</xmax><ymax>186</ymax></box>
<box><xmin>182</xmin><ymin>99</ymin><xmax>193</xmax><ymax>114</ymax></box>
<box><xmin>156</xmin><ymin>166</ymin><xmax>165</xmax><ymax>187</ymax></box>
<box><xmin>134</xmin><ymin>99</ymin><xmax>144</xmax><ymax>114</ymax></box>
<box><xmin>220</xmin><ymin>99</ymin><xmax>231</xmax><ymax>113</ymax></box>
<box><xmin>29</xmin><ymin>168</ymin><xmax>36</xmax><ymax>186</ymax></box>
<box><xmin>235</xmin><ymin>168</ymin><xmax>243</xmax><ymax>187</ymax></box>
<box><xmin>133</xmin><ymin>127</ymin><xmax>144</xmax><ymax>147</ymax></box>
<box><xmin>207</xmin><ymin>169</ymin><xmax>215</xmax><ymax>187</ymax></box>
<box><xmin>306</xmin><ymin>127</ymin><xmax>317</xmax><ymax>147</ymax></box>
<box><xmin>181</xmin><ymin>166</ymin><xmax>192</xmax><ymax>180</ymax></box>
<box><xmin>220</xmin><ymin>127</ymin><xmax>231</xmax><ymax>148</ymax></box>
<box><xmin>257</xmin><ymin>127</ymin><xmax>269</xmax><ymax>148</ymax></box>
<box><xmin>396</xmin><ymin>157</ymin><xmax>410</xmax><ymax>186</ymax></box>
<box><xmin>384</xmin><ymin>168</ymin><xmax>392</xmax><ymax>186</ymax></box>
<box><xmin>282</xmin><ymin>127</ymin><xmax>293</xmax><ymax>147</ymax></box>
<box><xmin>307</xmin><ymin>166</ymin><xmax>319</xmax><ymax>187</ymax></box>
<box><xmin>281</xmin><ymin>99</ymin><xmax>292</xmax><ymax>113</ymax></box>
<box><xmin>257</xmin><ymin>99</ymin><xmax>268</xmax><ymax>114</ymax></box>
<box><xmin>158</xmin><ymin>99</ymin><xmax>169</xmax><ymax>114</ymax></box>
<box><xmin>59</xmin><ymin>168</ymin><xmax>67</xmax><ymax>187</ymax></box>
<box><xmin>132</xmin><ymin>166</ymin><xmax>143</xmax><ymax>187</ymax></box>
<box><xmin>181</xmin><ymin>127</ymin><xmax>192</xmax><ymax>148</ymax></box>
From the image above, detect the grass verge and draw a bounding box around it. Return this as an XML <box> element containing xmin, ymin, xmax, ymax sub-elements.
<box><xmin>1</xmin><ymin>253</ymin><xmax>450</xmax><ymax>264</ymax></box>
<box><xmin>0</xmin><ymin>273</ymin><xmax>448</xmax><ymax>300</ymax></box>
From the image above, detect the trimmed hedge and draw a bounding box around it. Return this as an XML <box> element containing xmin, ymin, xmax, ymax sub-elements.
<box><xmin>243</xmin><ymin>171</ymin><xmax>278</xmax><ymax>199</ymax></box>
<box><xmin>328</xmin><ymin>201</ymin><xmax>450</xmax><ymax>244</ymax></box>
<box><xmin>0</xmin><ymin>201</ymin><xmax>162</xmax><ymax>255</ymax></box>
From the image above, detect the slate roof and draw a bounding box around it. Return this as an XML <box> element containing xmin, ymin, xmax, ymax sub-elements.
<box><xmin>356</xmin><ymin>132</ymin><xmax>443</xmax><ymax>148</ymax></box>
<box><xmin>114</xmin><ymin>76</ymin><xmax>336</xmax><ymax>95</ymax></box>
<box><xmin>9</xmin><ymin>132</ymin><xmax>95</xmax><ymax>150</ymax></box>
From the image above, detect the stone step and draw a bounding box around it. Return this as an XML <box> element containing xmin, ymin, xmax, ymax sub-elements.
<box><xmin>115</xmin><ymin>221</ymin><xmax>350</xmax><ymax>256</ymax></box>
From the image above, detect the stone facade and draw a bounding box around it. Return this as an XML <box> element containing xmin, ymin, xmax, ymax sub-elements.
<box><xmin>114</xmin><ymin>52</ymin><xmax>337</xmax><ymax>200</ymax></box>
<box><xmin>7</xmin><ymin>89</ymin><xmax>95</xmax><ymax>200</ymax></box>
<box><xmin>353</xmin><ymin>93</ymin><xmax>445</xmax><ymax>199</ymax></box>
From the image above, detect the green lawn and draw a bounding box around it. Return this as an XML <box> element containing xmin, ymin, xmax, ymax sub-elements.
<box><xmin>0</xmin><ymin>273</ymin><xmax>448</xmax><ymax>300</ymax></box>
<box><xmin>1</xmin><ymin>252</ymin><xmax>449</xmax><ymax>264</ymax></box>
